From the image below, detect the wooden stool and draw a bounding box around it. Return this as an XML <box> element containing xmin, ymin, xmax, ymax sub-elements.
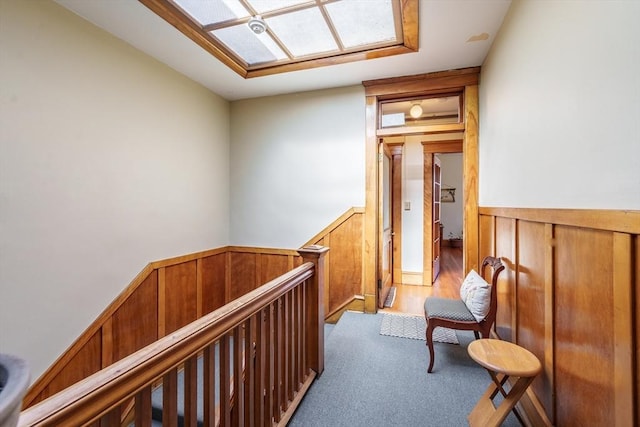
<box><xmin>467</xmin><ymin>339</ymin><xmax>541</xmax><ymax>427</ymax></box>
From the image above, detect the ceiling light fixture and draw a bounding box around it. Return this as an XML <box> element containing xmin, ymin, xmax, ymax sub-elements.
<box><xmin>409</xmin><ymin>103</ymin><xmax>423</xmax><ymax>119</ymax></box>
<box><xmin>248</xmin><ymin>16</ymin><xmax>267</xmax><ymax>34</ymax></box>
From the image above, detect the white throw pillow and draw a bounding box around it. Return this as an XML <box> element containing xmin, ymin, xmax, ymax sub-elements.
<box><xmin>459</xmin><ymin>269</ymin><xmax>482</xmax><ymax>301</ymax></box>
<box><xmin>459</xmin><ymin>270</ymin><xmax>491</xmax><ymax>322</ymax></box>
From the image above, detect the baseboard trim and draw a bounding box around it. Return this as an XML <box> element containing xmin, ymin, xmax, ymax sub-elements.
<box><xmin>402</xmin><ymin>272</ymin><xmax>423</xmax><ymax>285</ymax></box>
<box><xmin>325</xmin><ymin>295</ymin><xmax>365</xmax><ymax>324</ymax></box>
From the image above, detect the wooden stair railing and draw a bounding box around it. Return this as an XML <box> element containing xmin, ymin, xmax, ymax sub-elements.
<box><xmin>25</xmin><ymin>210</ymin><xmax>364</xmax><ymax>409</ymax></box>
<box><xmin>18</xmin><ymin>247</ymin><xmax>328</xmax><ymax>427</ymax></box>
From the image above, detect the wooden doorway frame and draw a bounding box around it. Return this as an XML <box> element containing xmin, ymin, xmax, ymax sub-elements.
<box><xmin>362</xmin><ymin>67</ymin><xmax>480</xmax><ymax>312</ymax></box>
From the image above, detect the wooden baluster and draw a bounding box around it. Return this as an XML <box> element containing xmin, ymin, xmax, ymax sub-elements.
<box><xmin>220</xmin><ymin>334</ymin><xmax>231</xmax><ymax>427</ymax></box>
<box><xmin>254</xmin><ymin>309</ymin><xmax>265</xmax><ymax>427</ymax></box>
<box><xmin>134</xmin><ymin>386</ymin><xmax>152</xmax><ymax>427</ymax></box>
<box><xmin>264</xmin><ymin>303</ymin><xmax>273</xmax><ymax>427</ymax></box>
<box><xmin>283</xmin><ymin>293</ymin><xmax>290</xmax><ymax>410</ymax></box>
<box><xmin>203</xmin><ymin>343</ymin><xmax>216</xmax><ymax>427</ymax></box>
<box><xmin>289</xmin><ymin>289</ymin><xmax>296</xmax><ymax>400</ymax></box>
<box><xmin>273</xmin><ymin>298</ymin><xmax>283</xmax><ymax>422</ymax></box>
<box><xmin>233</xmin><ymin>325</ymin><xmax>243</xmax><ymax>427</ymax></box>
<box><xmin>299</xmin><ymin>284</ymin><xmax>305</xmax><ymax>383</ymax></box>
<box><xmin>184</xmin><ymin>355</ymin><xmax>198</xmax><ymax>427</ymax></box>
<box><xmin>301</xmin><ymin>283</ymin><xmax>307</xmax><ymax>381</ymax></box>
<box><xmin>294</xmin><ymin>285</ymin><xmax>302</xmax><ymax>389</ymax></box>
<box><xmin>163</xmin><ymin>369</ymin><xmax>178</xmax><ymax>427</ymax></box>
<box><xmin>244</xmin><ymin>316</ymin><xmax>255</xmax><ymax>427</ymax></box>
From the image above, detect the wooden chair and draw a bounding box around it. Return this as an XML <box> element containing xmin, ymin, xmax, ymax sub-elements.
<box><xmin>423</xmin><ymin>256</ymin><xmax>505</xmax><ymax>373</ymax></box>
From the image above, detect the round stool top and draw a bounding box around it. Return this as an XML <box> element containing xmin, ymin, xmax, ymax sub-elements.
<box><xmin>467</xmin><ymin>339</ymin><xmax>541</xmax><ymax>377</ymax></box>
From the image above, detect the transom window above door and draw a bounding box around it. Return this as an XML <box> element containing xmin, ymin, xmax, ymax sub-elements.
<box><xmin>380</xmin><ymin>95</ymin><xmax>462</xmax><ymax>129</ymax></box>
<box><xmin>139</xmin><ymin>0</ymin><xmax>418</xmax><ymax>78</ymax></box>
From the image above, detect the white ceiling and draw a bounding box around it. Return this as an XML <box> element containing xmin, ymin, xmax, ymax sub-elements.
<box><xmin>54</xmin><ymin>0</ymin><xmax>512</xmax><ymax>101</ymax></box>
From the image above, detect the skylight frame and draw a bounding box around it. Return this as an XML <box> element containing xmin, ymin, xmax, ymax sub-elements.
<box><xmin>139</xmin><ymin>0</ymin><xmax>418</xmax><ymax>78</ymax></box>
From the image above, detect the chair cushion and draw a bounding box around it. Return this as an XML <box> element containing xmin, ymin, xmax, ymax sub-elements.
<box><xmin>424</xmin><ymin>297</ymin><xmax>476</xmax><ymax>322</ymax></box>
<box><xmin>459</xmin><ymin>270</ymin><xmax>491</xmax><ymax>322</ymax></box>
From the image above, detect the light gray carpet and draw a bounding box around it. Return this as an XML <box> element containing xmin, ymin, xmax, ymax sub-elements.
<box><xmin>379</xmin><ymin>313</ymin><xmax>459</xmax><ymax>344</ymax></box>
<box><xmin>289</xmin><ymin>311</ymin><xmax>520</xmax><ymax>427</ymax></box>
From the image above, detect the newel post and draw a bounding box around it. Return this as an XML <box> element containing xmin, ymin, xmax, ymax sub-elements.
<box><xmin>298</xmin><ymin>245</ymin><xmax>329</xmax><ymax>377</ymax></box>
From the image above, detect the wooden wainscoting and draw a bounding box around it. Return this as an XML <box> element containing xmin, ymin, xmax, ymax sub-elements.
<box><xmin>479</xmin><ymin>207</ymin><xmax>639</xmax><ymax>427</ymax></box>
<box><xmin>304</xmin><ymin>207</ymin><xmax>365</xmax><ymax>321</ymax></box>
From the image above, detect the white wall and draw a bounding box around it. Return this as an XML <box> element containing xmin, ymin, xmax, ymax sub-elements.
<box><xmin>229</xmin><ymin>87</ymin><xmax>365</xmax><ymax>248</ymax></box>
<box><xmin>0</xmin><ymin>0</ymin><xmax>230</xmax><ymax>380</ymax></box>
<box><xmin>401</xmin><ymin>137</ymin><xmax>424</xmax><ymax>272</ymax></box>
<box><xmin>440</xmin><ymin>153</ymin><xmax>463</xmax><ymax>240</ymax></box>
<box><xmin>479</xmin><ymin>0</ymin><xmax>640</xmax><ymax>209</ymax></box>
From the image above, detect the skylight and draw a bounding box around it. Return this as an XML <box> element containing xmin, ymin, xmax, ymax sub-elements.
<box><xmin>139</xmin><ymin>0</ymin><xmax>418</xmax><ymax>78</ymax></box>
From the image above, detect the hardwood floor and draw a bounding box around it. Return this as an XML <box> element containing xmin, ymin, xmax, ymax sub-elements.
<box><xmin>381</xmin><ymin>246</ymin><xmax>464</xmax><ymax>316</ymax></box>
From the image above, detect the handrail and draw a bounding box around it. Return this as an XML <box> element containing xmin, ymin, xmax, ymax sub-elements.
<box><xmin>19</xmin><ymin>247</ymin><xmax>327</xmax><ymax>427</ymax></box>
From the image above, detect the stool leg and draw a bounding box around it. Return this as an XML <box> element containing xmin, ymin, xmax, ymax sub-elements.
<box><xmin>485</xmin><ymin>376</ymin><xmax>535</xmax><ymax>427</ymax></box>
<box><xmin>468</xmin><ymin>378</ymin><xmax>501</xmax><ymax>427</ymax></box>
<box><xmin>488</xmin><ymin>372</ymin><xmax>509</xmax><ymax>400</ymax></box>
<box><xmin>488</xmin><ymin>373</ymin><xmax>527</xmax><ymax>425</ymax></box>
<box><xmin>468</xmin><ymin>374</ymin><xmax>535</xmax><ymax>427</ymax></box>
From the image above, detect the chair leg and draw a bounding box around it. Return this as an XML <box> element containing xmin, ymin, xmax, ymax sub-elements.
<box><xmin>473</xmin><ymin>331</ymin><xmax>480</xmax><ymax>340</ymax></box>
<box><xmin>425</xmin><ymin>320</ymin><xmax>436</xmax><ymax>373</ymax></box>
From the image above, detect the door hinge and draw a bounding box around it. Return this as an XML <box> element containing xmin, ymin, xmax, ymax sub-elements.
<box><xmin>377</xmin><ymin>279</ymin><xmax>382</xmax><ymax>289</ymax></box>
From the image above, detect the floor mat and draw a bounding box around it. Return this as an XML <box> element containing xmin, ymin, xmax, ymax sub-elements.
<box><xmin>380</xmin><ymin>313</ymin><xmax>459</xmax><ymax>344</ymax></box>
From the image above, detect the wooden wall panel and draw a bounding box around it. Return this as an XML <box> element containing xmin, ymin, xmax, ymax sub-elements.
<box><xmin>327</xmin><ymin>215</ymin><xmax>363</xmax><ymax>314</ymax></box>
<box><xmin>516</xmin><ymin>220</ymin><xmax>551</xmax><ymax>420</ymax></box>
<box><xmin>230</xmin><ymin>252</ymin><xmax>258</xmax><ymax>301</ymax></box>
<box><xmin>201</xmin><ymin>254</ymin><xmax>226</xmax><ymax>314</ymax></box>
<box><xmin>478</xmin><ymin>214</ymin><xmax>494</xmax><ymax>261</ymax></box>
<box><xmin>494</xmin><ymin>216</ymin><xmax>515</xmax><ymax>342</ymax></box>
<box><xmin>163</xmin><ymin>261</ymin><xmax>198</xmax><ymax>335</ymax></box>
<box><xmin>112</xmin><ymin>270</ymin><xmax>158</xmax><ymax>362</ymax></box>
<box><xmin>554</xmin><ymin>226</ymin><xmax>614</xmax><ymax>426</ymax></box>
<box><xmin>612</xmin><ymin>232</ymin><xmax>634</xmax><ymax>426</ymax></box>
<box><xmin>476</xmin><ymin>208</ymin><xmax>639</xmax><ymax>425</ymax></box>
<box><xmin>260</xmin><ymin>254</ymin><xmax>290</xmax><ymax>285</ymax></box>
<box><xmin>304</xmin><ymin>209</ymin><xmax>364</xmax><ymax>316</ymax></box>
<box><xmin>37</xmin><ymin>332</ymin><xmax>102</xmax><ymax>402</ymax></box>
